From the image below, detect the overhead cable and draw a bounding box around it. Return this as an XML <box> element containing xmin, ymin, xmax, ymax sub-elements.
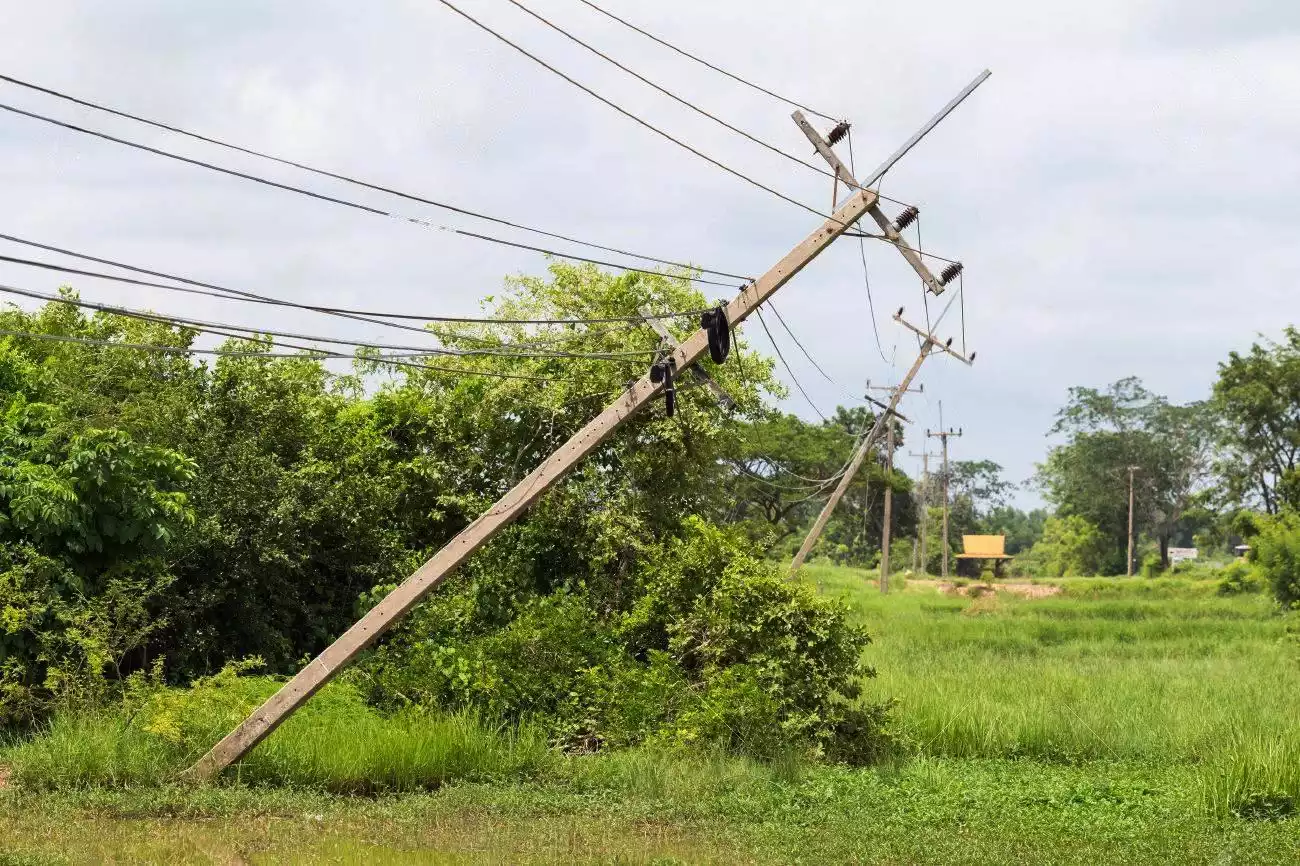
<box><xmin>433</xmin><ymin>0</ymin><xmax>829</xmax><ymax>220</ymax></box>
<box><xmin>0</xmin><ymin>72</ymin><xmax>751</xmax><ymax>283</ymax></box>
<box><xmin>0</xmin><ymin>101</ymin><xmax>741</xmax><ymax>289</ymax></box>
<box><xmin>0</xmin><ymin>282</ymin><xmax>657</xmax><ymax>361</ymax></box>
<box><xmin>501</xmin><ymin>0</ymin><xmax>837</xmax><ymax>181</ymax></box>
<box><xmin>0</xmin><ymin>233</ymin><xmax>713</xmax><ymax>326</ymax></box>
<box><xmin>573</xmin><ymin>0</ymin><xmax>841</xmax><ymax>123</ymax></box>
<box><xmin>753</xmin><ymin>306</ymin><xmax>825</xmax><ymax>421</ymax></box>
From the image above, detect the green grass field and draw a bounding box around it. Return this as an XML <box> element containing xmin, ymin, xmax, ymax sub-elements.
<box><xmin>4</xmin><ymin>567</ymin><xmax>1299</xmax><ymax>864</ymax></box>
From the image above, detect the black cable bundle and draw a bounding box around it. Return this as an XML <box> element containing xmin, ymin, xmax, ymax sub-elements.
<box><xmin>649</xmin><ymin>357</ymin><xmax>678</xmax><ymax>417</ymax></box>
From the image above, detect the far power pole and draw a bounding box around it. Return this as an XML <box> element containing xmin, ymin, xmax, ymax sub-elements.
<box><xmin>909</xmin><ymin>448</ymin><xmax>930</xmax><ymax>575</ymax></box>
<box><xmin>1127</xmin><ymin>465</ymin><xmax>1140</xmax><ymax>576</ymax></box>
<box><xmin>868</xmin><ymin>381</ymin><xmax>922</xmax><ymax>593</ymax></box>
<box><xmin>928</xmin><ymin>420</ymin><xmax>963</xmax><ymax>580</ymax></box>
<box><xmin>184</xmin><ymin>74</ymin><xmax>990</xmax><ymax>783</ymax></box>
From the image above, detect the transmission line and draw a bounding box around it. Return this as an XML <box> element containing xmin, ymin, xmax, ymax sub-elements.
<box><xmin>753</xmin><ymin>306</ymin><xmax>825</xmax><ymax>421</ymax></box>
<box><xmin>572</xmin><ymin>0</ymin><xmax>840</xmax><ymax>122</ymax></box>
<box><xmin>500</xmin><ymin>0</ymin><xmax>836</xmax><ymax>182</ymax></box>
<box><xmin>0</xmin><ymin>101</ymin><xmax>742</xmax><ymax>289</ymax></box>
<box><xmin>0</xmin><ymin>73</ymin><xmax>751</xmax><ymax>283</ymax></box>
<box><xmin>433</xmin><ymin>0</ymin><xmax>829</xmax><ymax>220</ymax></box>
<box><xmin>0</xmin><ymin>233</ymin><xmax>713</xmax><ymax>327</ymax></box>
<box><xmin>0</xmin><ymin>282</ymin><xmax>657</xmax><ymax>361</ymax></box>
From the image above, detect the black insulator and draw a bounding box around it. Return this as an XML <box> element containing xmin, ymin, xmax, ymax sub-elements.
<box><xmin>894</xmin><ymin>205</ymin><xmax>920</xmax><ymax>232</ymax></box>
<box><xmin>700</xmin><ymin>304</ymin><xmax>731</xmax><ymax>364</ymax></box>
<box><xmin>939</xmin><ymin>262</ymin><xmax>965</xmax><ymax>286</ymax></box>
<box><xmin>945</xmin><ymin>338</ymin><xmax>953</xmax><ymax>348</ymax></box>
<box><xmin>827</xmin><ymin>121</ymin><xmax>851</xmax><ymax>147</ymax></box>
<box><xmin>896</xmin><ymin>306</ymin><xmax>905</xmax><ymax>318</ymax></box>
<box><xmin>970</xmin><ymin>352</ymin><xmax>977</xmax><ymax>363</ymax></box>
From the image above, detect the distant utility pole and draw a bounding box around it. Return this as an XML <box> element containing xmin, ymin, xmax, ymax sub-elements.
<box><xmin>928</xmin><ymin>415</ymin><xmax>963</xmax><ymax>580</ymax></box>
<box><xmin>1127</xmin><ymin>465</ymin><xmax>1140</xmax><ymax>576</ymax></box>
<box><xmin>868</xmin><ymin>381</ymin><xmax>923</xmax><ymax>593</ymax></box>
<box><xmin>909</xmin><ymin>448</ymin><xmax>931</xmax><ymax>575</ymax></box>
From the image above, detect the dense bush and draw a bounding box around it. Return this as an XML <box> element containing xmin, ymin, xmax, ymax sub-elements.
<box><xmin>362</xmin><ymin>519</ymin><xmax>892</xmax><ymax>763</ymax></box>
<box><xmin>1014</xmin><ymin>515</ymin><xmax>1111</xmax><ymax>577</ymax></box>
<box><xmin>1217</xmin><ymin>559</ymin><xmax>1265</xmax><ymax>595</ymax></box>
<box><xmin>1250</xmin><ymin>512</ymin><xmax>1300</xmax><ymax>608</ymax></box>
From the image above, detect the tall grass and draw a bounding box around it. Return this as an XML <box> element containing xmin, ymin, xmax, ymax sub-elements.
<box><xmin>5</xmin><ymin>688</ymin><xmax>551</xmax><ymax>794</ymax></box>
<box><xmin>813</xmin><ymin>564</ymin><xmax>1300</xmax><ymax>814</ymax></box>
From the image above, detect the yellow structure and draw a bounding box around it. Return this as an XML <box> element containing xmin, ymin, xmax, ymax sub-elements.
<box><xmin>955</xmin><ymin>535</ymin><xmax>1012</xmax><ymax>576</ymax></box>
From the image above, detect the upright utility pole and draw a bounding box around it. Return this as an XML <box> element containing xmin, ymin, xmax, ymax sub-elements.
<box><xmin>909</xmin><ymin>448</ymin><xmax>930</xmax><ymax>575</ymax></box>
<box><xmin>1127</xmin><ymin>465</ymin><xmax>1140</xmax><ymax>576</ymax></box>
<box><xmin>183</xmin><ymin>188</ymin><xmax>880</xmax><ymax>783</ymax></box>
<box><xmin>868</xmin><ymin>381</ymin><xmax>922</xmax><ymax>593</ymax></box>
<box><xmin>927</xmin><ymin>420</ymin><xmax>963</xmax><ymax>580</ymax></box>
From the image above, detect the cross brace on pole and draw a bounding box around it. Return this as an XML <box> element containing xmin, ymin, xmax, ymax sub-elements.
<box><xmin>181</xmin><ymin>187</ymin><xmax>880</xmax><ymax>782</ymax></box>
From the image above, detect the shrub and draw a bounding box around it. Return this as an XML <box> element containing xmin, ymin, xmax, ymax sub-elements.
<box><xmin>363</xmin><ymin>518</ymin><xmax>894</xmax><ymax>764</ymax></box>
<box><xmin>1217</xmin><ymin>560</ymin><xmax>1264</xmax><ymax>595</ymax></box>
<box><xmin>1251</xmin><ymin>512</ymin><xmax>1300</xmax><ymax>608</ymax></box>
<box><xmin>1015</xmin><ymin>516</ymin><xmax>1111</xmax><ymax>577</ymax></box>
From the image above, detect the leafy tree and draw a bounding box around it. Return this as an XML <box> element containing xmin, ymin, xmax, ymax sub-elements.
<box><xmin>1016</xmin><ymin>515</ymin><xmax>1110</xmax><ymax>577</ymax></box>
<box><xmin>1213</xmin><ymin>327</ymin><xmax>1300</xmax><ymax>513</ymax></box>
<box><xmin>1036</xmin><ymin>377</ymin><xmax>1213</xmax><ymax>572</ymax></box>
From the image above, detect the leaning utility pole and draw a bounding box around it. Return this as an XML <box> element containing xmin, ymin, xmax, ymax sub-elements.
<box><xmin>183</xmin><ymin>188</ymin><xmax>878</xmax><ymax>782</ymax></box>
<box><xmin>909</xmin><ymin>448</ymin><xmax>930</xmax><ymax>575</ymax></box>
<box><xmin>185</xmin><ymin>74</ymin><xmax>990</xmax><ymax>782</ymax></box>
<box><xmin>1127</xmin><ymin>465</ymin><xmax>1140</xmax><ymax>576</ymax></box>
<box><xmin>928</xmin><ymin>420</ymin><xmax>963</xmax><ymax>579</ymax></box>
<box><xmin>791</xmin><ymin>315</ymin><xmax>971</xmax><ymax>576</ymax></box>
<box><xmin>868</xmin><ymin>381</ymin><xmax>922</xmax><ymax>593</ymax></box>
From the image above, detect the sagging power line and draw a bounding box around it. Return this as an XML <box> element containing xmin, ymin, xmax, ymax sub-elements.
<box><xmin>0</xmin><ymin>73</ymin><xmax>751</xmax><ymax>284</ymax></box>
<box><xmin>0</xmin><ymin>101</ymin><xmax>745</xmax><ymax>290</ymax></box>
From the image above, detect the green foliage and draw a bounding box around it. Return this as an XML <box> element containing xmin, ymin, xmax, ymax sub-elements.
<box><xmin>364</xmin><ymin>518</ymin><xmax>891</xmax><ymax>762</ymax></box>
<box><xmin>1250</xmin><ymin>512</ymin><xmax>1300</xmax><ymax>608</ymax></box>
<box><xmin>1217</xmin><ymin>560</ymin><xmax>1264</xmax><ymax>596</ymax></box>
<box><xmin>1015</xmin><ymin>515</ymin><xmax>1111</xmax><ymax>577</ymax></box>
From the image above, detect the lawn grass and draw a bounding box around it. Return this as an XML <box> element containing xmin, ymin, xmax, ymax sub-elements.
<box><xmin>3</xmin><ymin>565</ymin><xmax>1299</xmax><ymax>863</ymax></box>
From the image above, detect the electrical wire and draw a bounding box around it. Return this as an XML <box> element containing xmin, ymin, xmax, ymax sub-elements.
<box><xmin>501</xmin><ymin>0</ymin><xmax>837</xmax><ymax>183</ymax></box>
<box><xmin>572</xmin><ymin>0</ymin><xmax>841</xmax><ymax>123</ymax></box>
<box><xmin>0</xmin><ymin>233</ymin><xmax>715</xmax><ymax>326</ymax></box>
<box><xmin>846</xmin><ymin>130</ymin><xmax>888</xmax><ymax>363</ymax></box>
<box><xmin>753</xmin><ymin>306</ymin><xmax>824</xmax><ymax>421</ymax></box>
<box><xmin>766</xmin><ymin>302</ymin><xmax>837</xmax><ymax>385</ymax></box>
<box><xmin>433</xmin><ymin>0</ymin><xmax>829</xmax><ymax>221</ymax></box>
<box><xmin>0</xmin><ymin>325</ymin><xmax>562</xmax><ymax>382</ymax></box>
<box><xmin>0</xmin><ymin>282</ymin><xmax>658</xmax><ymax>361</ymax></box>
<box><xmin>0</xmin><ymin>101</ymin><xmax>744</xmax><ymax>289</ymax></box>
<box><xmin>0</xmin><ymin>73</ymin><xmax>752</xmax><ymax>283</ymax></box>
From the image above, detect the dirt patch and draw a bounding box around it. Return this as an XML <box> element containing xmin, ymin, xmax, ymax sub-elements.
<box><xmin>0</xmin><ymin>765</ymin><xmax>10</xmax><ymax>790</ymax></box>
<box><xmin>908</xmin><ymin>579</ymin><xmax>1061</xmax><ymax>599</ymax></box>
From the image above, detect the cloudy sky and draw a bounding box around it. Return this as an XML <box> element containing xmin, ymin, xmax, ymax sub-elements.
<box><xmin>2</xmin><ymin>0</ymin><xmax>1298</xmax><ymax>505</ymax></box>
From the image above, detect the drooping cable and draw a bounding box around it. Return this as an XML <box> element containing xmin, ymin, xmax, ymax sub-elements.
<box><xmin>0</xmin><ymin>73</ymin><xmax>751</xmax><ymax>283</ymax></box>
<box><xmin>0</xmin><ymin>233</ymin><xmax>714</xmax><ymax>326</ymax></box>
<box><xmin>433</xmin><ymin>0</ymin><xmax>829</xmax><ymax>220</ymax></box>
<box><xmin>0</xmin><ymin>282</ymin><xmax>658</xmax><ymax>361</ymax></box>
<box><xmin>501</xmin><ymin>0</ymin><xmax>836</xmax><ymax>182</ymax></box>
<box><xmin>846</xmin><ymin>130</ymin><xmax>888</xmax><ymax>363</ymax></box>
<box><xmin>0</xmin><ymin>101</ymin><xmax>743</xmax><ymax>289</ymax></box>
<box><xmin>754</xmin><ymin>306</ymin><xmax>825</xmax><ymax>421</ymax></box>
<box><xmin>572</xmin><ymin>0</ymin><xmax>840</xmax><ymax>122</ymax></box>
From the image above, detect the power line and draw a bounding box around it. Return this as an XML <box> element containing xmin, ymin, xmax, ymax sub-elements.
<box><xmin>0</xmin><ymin>233</ymin><xmax>714</xmax><ymax>327</ymax></box>
<box><xmin>0</xmin><ymin>72</ymin><xmax>752</xmax><ymax>283</ymax></box>
<box><xmin>754</xmin><ymin>306</ymin><xmax>825</xmax><ymax>421</ymax></box>
<box><xmin>0</xmin><ymin>281</ymin><xmax>658</xmax><ymax>361</ymax></box>
<box><xmin>573</xmin><ymin>0</ymin><xmax>841</xmax><ymax>123</ymax></box>
<box><xmin>0</xmin><ymin>324</ymin><xmax>560</xmax><ymax>383</ymax></box>
<box><xmin>433</xmin><ymin>0</ymin><xmax>829</xmax><ymax>220</ymax></box>
<box><xmin>767</xmin><ymin>302</ymin><xmax>838</xmax><ymax>386</ymax></box>
<box><xmin>846</xmin><ymin>130</ymin><xmax>889</xmax><ymax>363</ymax></box>
<box><xmin>0</xmin><ymin>100</ymin><xmax>743</xmax><ymax>289</ymax></box>
<box><xmin>501</xmin><ymin>0</ymin><xmax>836</xmax><ymax>182</ymax></box>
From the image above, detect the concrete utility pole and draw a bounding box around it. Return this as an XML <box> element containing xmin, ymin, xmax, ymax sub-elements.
<box><xmin>185</xmin><ymin>74</ymin><xmax>991</xmax><ymax>782</ymax></box>
<box><xmin>928</xmin><ymin>419</ymin><xmax>963</xmax><ymax>580</ymax></box>
<box><xmin>183</xmin><ymin>188</ymin><xmax>879</xmax><ymax>783</ymax></box>
<box><xmin>791</xmin><ymin>316</ymin><xmax>971</xmax><ymax>576</ymax></box>
<box><xmin>868</xmin><ymin>381</ymin><xmax>923</xmax><ymax>593</ymax></box>
<box><xmin>1127</xmin><ymin>465</ymin><xmax>1140</xmax><ymax>576</ymax></box>
<box><xmin>909</xmin><ymin>448</ymin><xmax>930</xmax><ymax>575</ymax></box>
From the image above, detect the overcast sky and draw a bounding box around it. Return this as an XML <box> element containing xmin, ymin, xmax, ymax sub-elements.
<box><xmin>2</xmin><ymin>0</ymin><xmax>1298</xmax><ymax>506</ymax></box>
